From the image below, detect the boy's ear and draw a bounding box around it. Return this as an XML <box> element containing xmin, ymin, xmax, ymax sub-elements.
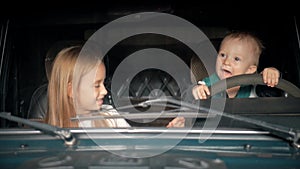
<box><xmin>246</xmin><ymin>65</ymin><xmax>257</xmax><ymax>74</ymax></box>
<box><xmin>67</xmin><ymin>82</ymin><xmax>73</xmax><ymax>98</ymax></box>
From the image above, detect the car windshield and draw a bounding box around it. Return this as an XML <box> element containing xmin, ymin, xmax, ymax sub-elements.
<box><xmin>1</xmin><ymin>3</ymin><xmax>300</xmax><ymax>169</ymax></box>
<box><xmin>1</xmin><ymin>12</ymin><xmax>299</xmax><ymax>124</ymax></box>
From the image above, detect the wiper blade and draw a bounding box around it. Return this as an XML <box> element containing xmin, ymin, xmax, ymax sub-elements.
<box><xmin>71</xmin><ymin>99</ymin><xmax>201</xmax><ymax>121</ymax></box>
<box><xmin>105</xmin><ymin>99</ymin><xmax>190</xmax><ymax>111</ymax></box>
<box><xmin>0</xmin><ymin>112</ymin><xmax>76</xmax><ymax>146</ymax></box>
<box><xmin>122</xmin><ymin>98</ymin><xmax>300</xmax><ymax>149</ymax></box>
<box><xmin>71</xmin><ymin>112</ymin><xmax>208</xmax><ymax>121</ymax></box>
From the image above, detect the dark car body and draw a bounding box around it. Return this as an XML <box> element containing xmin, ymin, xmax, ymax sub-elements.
<box><xmin>1</xmin><ymin>2</ymin><xmax>300</xmax><ymax>169</ymax></box>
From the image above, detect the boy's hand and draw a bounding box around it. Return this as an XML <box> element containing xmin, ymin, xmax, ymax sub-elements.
<box><xmin>192</xmin><ymin>84</ymin><xmax>210</xmax><ymax>100</ymax></box>
<box><xmin>261</xmin><ymin>67</ymin><xmax>280</xmax><ymax>87</ymax></box>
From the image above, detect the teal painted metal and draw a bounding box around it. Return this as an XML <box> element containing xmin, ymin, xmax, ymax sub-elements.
<box><xmin>0</xmin><ymin>129</ymin><xmax>299</xmax><ymax>169</ymax></box>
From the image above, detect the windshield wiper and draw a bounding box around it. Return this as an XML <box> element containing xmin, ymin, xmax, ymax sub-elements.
<box><xmin>71</xmin><ymin>97</ymin><xmax>204</xmax><ymax>121</ymax></box>
<box><xmin>72</xmin><ymin>111</ymin><xmax>208</xmax><ymax>121</ymax></box>
<box><xmin>0</xmin><ymin>112</ymin><xmax>76</xmax><ymax>146</ymax></box>
<box><xmin>3</xmin><ymin>97</ymin><xmax>298</xmax><ymax>149</ymax></box>
<box><xmin>150</xmin><ymin>98</ymin><xmax>300</xmax><ymax>149</ymax></box>
<box><xmin>95</xmin><ymin>98</ymin><xmax>300</xmax><ymax>149</ymax></box>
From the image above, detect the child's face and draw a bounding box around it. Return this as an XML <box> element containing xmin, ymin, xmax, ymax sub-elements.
<box><xmin>76</xmin><ymin>62</ymin><xmax>107</xmax><ymax>114</ymax></box>
<box><xmin>215</xmin><ymin>38</ymin><xmax>257</xmax><ymax>80</ymax></box>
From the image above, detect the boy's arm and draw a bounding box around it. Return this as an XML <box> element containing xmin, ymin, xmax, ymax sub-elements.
<box><xmin>261</xmin><ymin>67</ymin><xmax>281</xmax><ymax>87</ymax></box>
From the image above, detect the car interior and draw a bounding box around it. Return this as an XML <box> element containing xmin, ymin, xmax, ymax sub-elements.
<box><xmin>1</xmin><ymin>2</ymin><xmax>300</xmax><ymax>169</ymax></box>
<box><xmin>2</xmin><ymin>11</ymin><xmax>299</xmax><ymax>126</ymax></box>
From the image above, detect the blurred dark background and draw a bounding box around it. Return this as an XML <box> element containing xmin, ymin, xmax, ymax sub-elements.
<box><xmin>1</xmin><ymin>1</ymin><xmax>299</xmax><ymax>119</ymax></box>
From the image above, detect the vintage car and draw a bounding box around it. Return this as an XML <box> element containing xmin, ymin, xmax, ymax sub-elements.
<box><xmin>1</xmin><ymin>2</ymin><xmax>300</xmax><ymax>169</ymax></box>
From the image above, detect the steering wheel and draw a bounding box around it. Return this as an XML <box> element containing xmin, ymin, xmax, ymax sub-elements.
<box><xmin>209</xmin><ymin>74</ymin><xmax>300</xmax><ymax>97</ymax></box>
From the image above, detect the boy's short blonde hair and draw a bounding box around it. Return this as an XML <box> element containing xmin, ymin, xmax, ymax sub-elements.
<box><xmin>221</xmin><ymin>31</ymin><xmax>264</xmax><ymax>66</ymax></box>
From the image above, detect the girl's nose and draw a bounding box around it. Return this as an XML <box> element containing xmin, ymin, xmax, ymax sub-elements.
<box><xmin>100</xmin><ymin>85</ymin><xmax>108</xmax><ymax>96</ymax></box>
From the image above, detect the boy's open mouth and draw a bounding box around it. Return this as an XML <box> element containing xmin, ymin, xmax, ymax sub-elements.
<box><xmin>222</xmin><ymin>68</ymin><xmax>232</xmax><ymax>77</ymax></box>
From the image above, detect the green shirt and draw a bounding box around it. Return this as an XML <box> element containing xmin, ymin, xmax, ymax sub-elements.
<box><xmin>202</xmin><ymin>73</ymin><xmax>252</xmax><ymax>98</ymax></box>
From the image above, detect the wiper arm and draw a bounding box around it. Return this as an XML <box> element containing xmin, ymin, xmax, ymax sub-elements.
<box><xmin>0</xmin><ymin>112</ymin><xmax>76</xmax><ymax>146</ymax></box>
<box><xmin>138</xmin><ymin>98</ymin><xmax>300</xmax><ymax>149</ymax></box>
<box><xmin>212</xmin><ymin>109</ymin><xmax>300</xmax><ymax>149</ymax></box>
<box><xmin>105</xmin><ymin>99</ymin><xmax>190</xmax><ymax>111</ymax></box>
<box><xmin>71</xmin><ymin>112</ymin><xmax>208</xmax><ymax>121</ymax></box>
<box><xmin>71</xmin><ymin>98</ymin><xmax>204</xmax><ymax>121</ymax></box>
<box><xmin>139</xmin><ymin>98</ymin><xmax>211</xmax><ymax>113</ymax></box>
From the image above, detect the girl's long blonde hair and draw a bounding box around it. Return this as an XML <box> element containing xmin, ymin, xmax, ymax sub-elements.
<box><xmin>45</xmin><ymin>44</ymin><xmax>109</xmax><ymax>128</ymax></box>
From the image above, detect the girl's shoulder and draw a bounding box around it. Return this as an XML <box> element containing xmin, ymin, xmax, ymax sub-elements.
<box><xmin>101</xmin><ymin>104</ymin><xmax>119</xmax><ymax>116</ymax></box>
<box><xmin>101</xmin><ymin>104</ymin><xmax>114</xmax><ymax>110</ymax></box>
